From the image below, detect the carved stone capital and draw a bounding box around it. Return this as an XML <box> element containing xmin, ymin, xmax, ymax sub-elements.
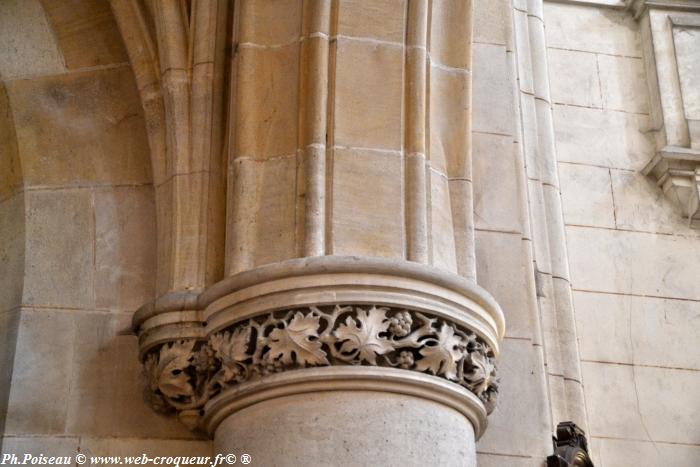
<box><xmin>133</xmin><ymin>256</ymin><xmax>505</xmax><ymax>437</ymax></box>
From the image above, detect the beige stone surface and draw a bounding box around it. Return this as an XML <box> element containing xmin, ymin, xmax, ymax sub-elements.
<box><xmin>22</xmin><ymin>190</ymin><xmax>94</xmax><ymax>309</ymax></box>
<box><xmin>216</xmin><ymin>391</ymin><xmax>476</xmax><ymax>467</ymax></box>
<box><xmin>5</xmin><ymin>309</ymin><xmax>201</xmax><ymax>439</ymax></box>
<box><xmin>547</xmin><ymin>48</ymin><xmax>602</xmax><ymax>109</ymax></box>
<box><xmin>543</xmin><ymin>2</ymin><xmax>641</xmax><ymax>57</ymax></box>
<box><xmin>553</xmin><ymin>104</ymin><xmax>654</xmax><ymax>170</ymax></box>
<box><xmin>595</xmin><ymin>438</ymin><xmax>700</xmax><ymax>467</ymax></box>
<box><xmin>39</xmin><ymin>0</ymin><xmax>128</xmax><ymax>69</ymax></box>
<box><xmin>331</xmin><ymin>148</ymin><xmax>404</xmax><ymax>259</ymax></box>
<box><xmin>333</xmin><ymin>39</ymin><xmax>403</xmax><ymax>150</ymax></box>
<box><xmin>574</xmin><ymin>291</ymin><xmax>700</xmax><ymax>370</ymax></box>
<box><xmin>5</xmin><ymin>310</ymin><xmax>74</xmax><ymax>435</ymax></box>
<box><xmin>597</xmin><ymin>54</ymin><xmax>649</xmax><ymax>114</ymax></box>
<box><xmin>473</xmin><ymin>0</ymin><xmax>508</xmax><ymax>46</ymax></box>
<box><xmin>558</xmin><ymin>162</ymin><xmax>615</xmax><ymax>228</ymax></box>
<box><xmin>248</xmin><ymin>157</ymin><xmax>298</xmax><ymax>268</ymax></box>
<box><xmin>0</xmin><ymin>0</ymin><xmax>65</xmax><ymax>81</ymax></box>
<box><xmin>476</xmin><ymin>338</ymin><xmax>551</xmax><ymax>458</ymax></box>
<box><xmin>473</xmin><ymin>133</ymin><xmax>521</xmax><ymax>233</ymax></box>
<box><xmin>582</xmin><ymin>361</ymin><xmax>700</xmax><ymax>445</ymax></box>
<box><xmin>228</xmin><ymin>162</ymin><xmax>289</xmax><ymax>275</ymax></box>
<box><xmin>234</xmin><ymin>45</ymin><xmax>300</xmax><ymax>159</ymax></box>
<box><xmin>475</xmin><ymin>231</ymin><xmax>535</xmax><ymax>339</ymax></box>
<box><xmin>430</xmin><ymin>172</ymin><xmax>458</xmax><ymax>272</ymax></box>
<box><xmin>611</xmin><ymin>168</ymin><xmax>699</xmax><ymax>236</ymax></box>
<box><xmin>237</xmin><ymin>0</ymin><xmax>302</xmax><ymax>46</ymax></box>
<box><xmin>7</xmin><ymin>67</ymin><xmax>151</xmax><ymax>188</ymax></box>
<box><xmin>473</xmin><ymin>43</ymin><xmax>513</xmax><ymax>136</ymax></box>
<box><xmin>94</xmin><ymin>186</ymin><xmax>156</xmax><ymax>311</ymax></box>
<box><xmin>64</xmin><ymin>312</ymin><xmax>198</xmax><ymax>438</ymax></box>
<box><xmin>337</xmin><ymin>0</ymin><xmax>405</xmax><ymax>43</ymax></box>
<box><xmin>566</xmin><ymin>225</ymin><xmax>700</xmax><ymax>300</ymax></box>
<box><xmin>429</xmin><ymin>68</ymin><xmax>470</xmax><ymax>177</ymax></box>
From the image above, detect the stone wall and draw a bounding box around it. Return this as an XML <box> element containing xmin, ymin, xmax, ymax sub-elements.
<box><xmin>0</xmin><ymin>0</ymin><xmax>210</xmax><ymax>457</ymax></box>
<box><xmin>545</xmin><ymin>2</ymin><xmax>700</xmax><ymax>465</ymax></box>
<box><xmin>1</xmin><ymin>0</ymin><xmax>699</xmax><ymax>465</ymax></box>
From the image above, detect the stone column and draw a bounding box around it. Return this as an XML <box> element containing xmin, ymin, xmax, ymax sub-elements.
<box><xmin>112</xmin><ymin>1</ymin><xmax>504</xmax><ymax>466</ymax></box>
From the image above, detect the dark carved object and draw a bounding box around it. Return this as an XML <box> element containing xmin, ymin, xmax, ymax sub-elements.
<box><xmin>546</xmin><ymin>422</ymin><xmax>595</xmax><ymax>467</ymax></box>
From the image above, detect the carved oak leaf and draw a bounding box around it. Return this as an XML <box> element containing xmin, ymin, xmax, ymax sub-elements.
<box><xmin>210</xmin><ymin>326</ymin><xmax>251</xmax><ymax>366</ymax></box>
<box><xmin>151</xmin><ymin>340</ymin><xmax>196</xmax><ymax>399</ymax></box>
<box><xmin>268</xmin><ymin>312</ymin><xmax>329</xmax><ymax>367</ymax></box>
<box><xmin>334</xmin><ymin>306</ymin><xmax>393</xmax><ymax>365</ymax></box>
<box><xmin>415</xmin><ymin>323</ymin><xmax>464</xmax><ymax>380</ymax></box>
<box><xmin>464</xmin><ymin>351</ymin><xmax>496</xmax><ymax>395</ymax></box>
